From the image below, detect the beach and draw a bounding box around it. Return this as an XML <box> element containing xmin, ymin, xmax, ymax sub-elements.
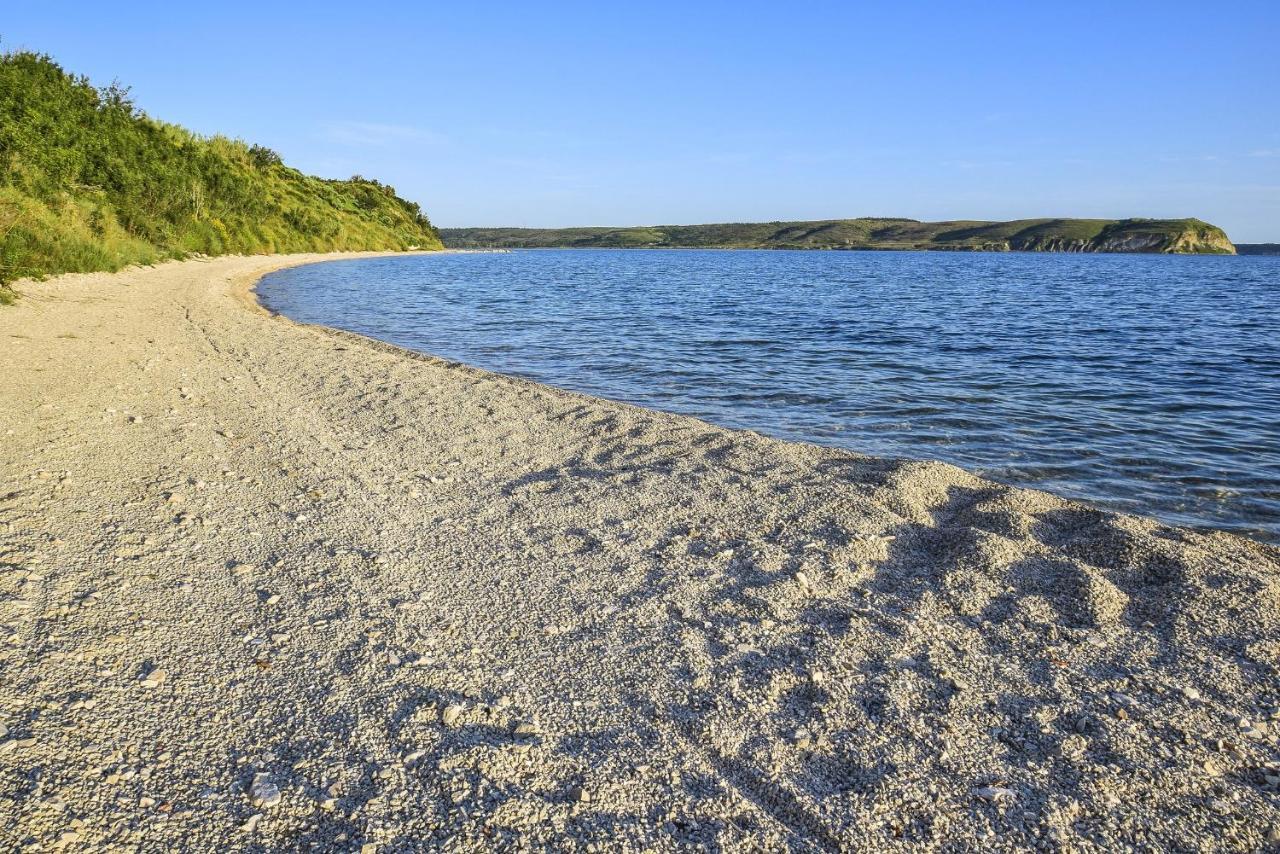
<box><xmin>2</xmin><ymin>252</ymin><xmax>1278</xmax><ymax>850</ymax></box>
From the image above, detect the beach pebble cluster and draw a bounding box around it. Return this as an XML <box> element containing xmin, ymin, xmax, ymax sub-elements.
<box><xmin>0</xmin><ymin>254</ymin><xmax>1277</xmax><ymax>851</ymax></box>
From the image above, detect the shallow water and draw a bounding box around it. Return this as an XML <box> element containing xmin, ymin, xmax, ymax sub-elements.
<box><xmin>259</xmin><ymin>250</ymin><xmax>1280</xmax><ymax>542</ymax></box>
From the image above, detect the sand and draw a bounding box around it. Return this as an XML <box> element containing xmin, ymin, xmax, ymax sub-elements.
<box><xmin>1</xmin><ymin>252</ymin><xmax>1278</xmax><ymax>852</ymax></box>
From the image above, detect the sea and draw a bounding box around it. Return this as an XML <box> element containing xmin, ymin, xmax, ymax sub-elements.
<box><xmin>259</xmin><ymin>249</ymin><xmax>1280</xmax><ymax>542</ymax></box>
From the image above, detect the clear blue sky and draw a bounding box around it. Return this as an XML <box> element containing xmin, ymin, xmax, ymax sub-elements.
<box><xmin>6</xmin><ymin>1</ymin><xmax>1278</xmax><ymax>240</ymax></box>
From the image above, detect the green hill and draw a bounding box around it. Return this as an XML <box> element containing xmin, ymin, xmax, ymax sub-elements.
<box><xmin>441</xmin><ymin>217</ymin><xmax>1235</xmax><ymax>254</ymax></box>
<box><xmin>0</xmin><ymin>51</ymin><xmax>442</xmax><ymax>302</ymax></box>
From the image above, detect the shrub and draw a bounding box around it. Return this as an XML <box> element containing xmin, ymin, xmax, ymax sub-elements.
<box><xmin>0</xmin><ymin>49</ymin><xmax>442</xmax><ymax>288</ymax></box>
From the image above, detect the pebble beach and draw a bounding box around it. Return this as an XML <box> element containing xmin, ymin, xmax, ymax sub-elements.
<box><xmin>2</xmin><ymin>253</ymin><xmax>1279</xmax><ymax>851</ymax></box>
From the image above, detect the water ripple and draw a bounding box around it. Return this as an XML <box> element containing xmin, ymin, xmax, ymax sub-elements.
<box><xmin>260</xmin><ymin>250</ymin><xmax>1280</xmax><ymax>542</ymax></box>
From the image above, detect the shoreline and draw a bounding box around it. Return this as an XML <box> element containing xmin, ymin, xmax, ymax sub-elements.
<box><xmin>2</xmin><ymin>253</ymin><xmax>1278</xmax><ymax>850</ymax></box>
<box><xmin>254</xmin><ymin>250</ymin><xmax>1276</xmax><ymax>546</ymax></box>
<box><xmin>428</xmin><ymin>244</ymin><xmax>1248</xmax><ymax>256</ymax></box>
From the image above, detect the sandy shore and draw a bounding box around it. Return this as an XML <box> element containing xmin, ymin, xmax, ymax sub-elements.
<box><xmin>2</xmin><ymin>253</ymin><xmax>1278</xmax><ymax>851</ymax></box>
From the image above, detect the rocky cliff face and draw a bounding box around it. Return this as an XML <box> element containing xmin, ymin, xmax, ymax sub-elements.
<box><xmin>1007</xmin><ymin>222</ymin><xmax>1236</xmax><ymax>255</ymax></box>
<box><xmin>1158</xmin><ymin>224</ymin><xmax>1237</xmax><ymax>254</ymax></box>
<box><xmin>1008</xmin><ymin>237</ymin><xmax>1095</xmax><ymax>253</ymax></box>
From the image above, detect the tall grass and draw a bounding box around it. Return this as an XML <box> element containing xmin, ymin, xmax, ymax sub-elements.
<box><xmin>0</xmin><ymin>50</ymin><xmax>442</xmax><ymax>298</ymax></box>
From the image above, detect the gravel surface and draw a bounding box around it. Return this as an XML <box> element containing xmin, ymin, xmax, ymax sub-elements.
<box><xmin>2</xmin><ymin>253</ymin><xmax>1279</xmax><ymax>851</ymax></box>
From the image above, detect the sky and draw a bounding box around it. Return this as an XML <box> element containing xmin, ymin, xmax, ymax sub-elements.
<box><xmin>5</xmin><ymin>1</ymin><xmax>1279</xmax><ymax>241</ymax></box>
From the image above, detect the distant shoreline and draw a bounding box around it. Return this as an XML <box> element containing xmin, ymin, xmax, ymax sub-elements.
<box><xmin>432</xmin><ymin>244</ymin><xmax>1256</xmax><ymax>256</ymax></box>
<box><xmin>441</xmin><ymin>216</ymin><xmax>1236</xmax><ymax>254</ymax></box>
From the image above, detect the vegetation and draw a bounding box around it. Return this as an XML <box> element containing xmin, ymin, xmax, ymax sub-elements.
<box><xmin>0</xmin><ymin>50</ymin><xmax>442</xmax><ymax>297</ymax></box>
<box><xmin>1235</xmin><ymin>244</ymin><xmax>1280</xmax><ymax>256</ymax></box>
<box><xmin>442</xmin><ymin>217</ymin><xmax>1236</xmax><ymax>254</ymax></box>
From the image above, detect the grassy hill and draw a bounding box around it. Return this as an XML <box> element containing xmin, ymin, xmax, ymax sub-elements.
<box><xmin>442</xmin><ymin>217</ymin><xmax>1235</xmax><ymax>254</ymax></box>
<box><xmin>0</xmin><ymin>50</ymin><xmax>442</xmax><ymax>302</ymax></box>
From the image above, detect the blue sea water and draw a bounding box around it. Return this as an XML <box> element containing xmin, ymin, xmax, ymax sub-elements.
<box><xmin>259</xmin><ymin>250</ymin><xmax>1280</xmax><ymax>542</ymax></box>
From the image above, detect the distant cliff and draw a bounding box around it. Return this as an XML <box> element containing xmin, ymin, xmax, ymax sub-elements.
<box><xmin>441</xmin><ymin>217</ymin><xmax>1236</xmax><ymax>254</ymax></box>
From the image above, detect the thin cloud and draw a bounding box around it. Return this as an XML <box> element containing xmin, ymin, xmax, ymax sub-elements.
<box><xmin>1157</xmin><ymin>154</ymin><xmax>1222</xmax><ymax>163</ymax></box>
<box><xmin>942</xmin><ymin>159</ymin><xmax>1018</xmax><ymax>170</ymax></box>
<box><xmin>322</xmin><ymin>121</ymin><xmax>447</xmax><ymax>148</ymax></box>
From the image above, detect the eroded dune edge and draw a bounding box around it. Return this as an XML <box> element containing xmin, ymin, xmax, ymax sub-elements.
<box><xmin>1</xmin><ymin>253</ymin><xmax>1277</xmax><ymax>852</ymax></box>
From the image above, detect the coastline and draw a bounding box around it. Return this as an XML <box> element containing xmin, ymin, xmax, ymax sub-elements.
<box><xmin>2</xmin><ymin>254</ymin><xmax>1278</xmax><ymax>850</ymax></box>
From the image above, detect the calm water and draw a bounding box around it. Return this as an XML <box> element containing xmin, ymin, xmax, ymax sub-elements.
<box><xmin>260</xmin><ymin>250</ymin><xmax>1280</xmax><ymax>542</ymax></box>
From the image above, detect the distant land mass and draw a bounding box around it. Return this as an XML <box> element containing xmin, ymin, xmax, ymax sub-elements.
<box><xmin>441</xmin><ymin>217</ymin><xmax>1236</xmax><ymax>254</ymax></box>
<box><xmin>1235</xmin><ymin>244</ymin><xmax>1280</xmax><ymax>255</ymax></box>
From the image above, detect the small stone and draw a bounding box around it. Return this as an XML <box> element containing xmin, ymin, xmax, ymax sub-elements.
<box><xmin>241</xmin><ymin>813</ymin><xmax>262</xmax><ymax>832</ymax></box>
<box><xmin>249</xmin><ymin>773</ymin><xmax>282</xmax><ymax>808</ymax></box>
<box><xmin>165</xmin><ymin>492</ymin><xmax>185</xmax><ymax>505</ymax></box>
<box><xmin>442</xmin><ymin>704</ymin><xmax>464</xmax><ymax>727</ymax></box>
<box><xmin>140</xmin><ymin>668</ymin><xmax>167</xmax><ymax>689</ymax></box>
<box><xmin>513</xmin><ymin>721</ymin><xmax>540</xmax><ymax>737</ymax></box>
<box><xmin>320</xmin><ymin>798</ymin><xmax>337</xmax><ymax>811</ymax></box>
<box><xmin>231</xmin><ymin>562</ymin><xmax>255</xmax><ymax>577</ymax></box>
<box><xmin>59</xmin><ymin>832</ymin><xmax>81</xmax><ymax>845</ymax></box>
<box><xmin>571</xmin><ymin>786</ymin><xmax>590</xmax><ymax>803</ymax></box>
<box><xmin>973</xmin><ymin>786</ymin><xmax>1017</xmax><ymax>803</ymax></box>
<box><xmin>361</xmin><ymin>844</ymin><xmax>378</xmax><ymax>854</ymax></box>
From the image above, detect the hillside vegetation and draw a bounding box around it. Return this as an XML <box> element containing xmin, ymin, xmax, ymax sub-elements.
<box><xmin>0</xmin><ymin>51</ymin><xmax>441</xmax><ymax>300</ymax></box>
<box><xmin>442</xmin><ymin>217</ymin><xmax>1235</xmax><ymax>254</ymax></box>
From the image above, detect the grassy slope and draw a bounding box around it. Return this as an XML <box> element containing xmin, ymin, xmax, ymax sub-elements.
<box><xmin>0</xmin><ymin>51</ymin><xmax>441</xmax><ymax>298</ymax></box>
<box><xmin>441</xmin><ymin>217</ymin><xmax>1235</xmax><ymax>254</ymax></box>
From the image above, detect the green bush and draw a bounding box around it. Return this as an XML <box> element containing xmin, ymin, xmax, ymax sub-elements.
<box><xmin>0</xmin><ymin>49</ymin><xmax>442</xmax><ymax>296</ymax></box>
